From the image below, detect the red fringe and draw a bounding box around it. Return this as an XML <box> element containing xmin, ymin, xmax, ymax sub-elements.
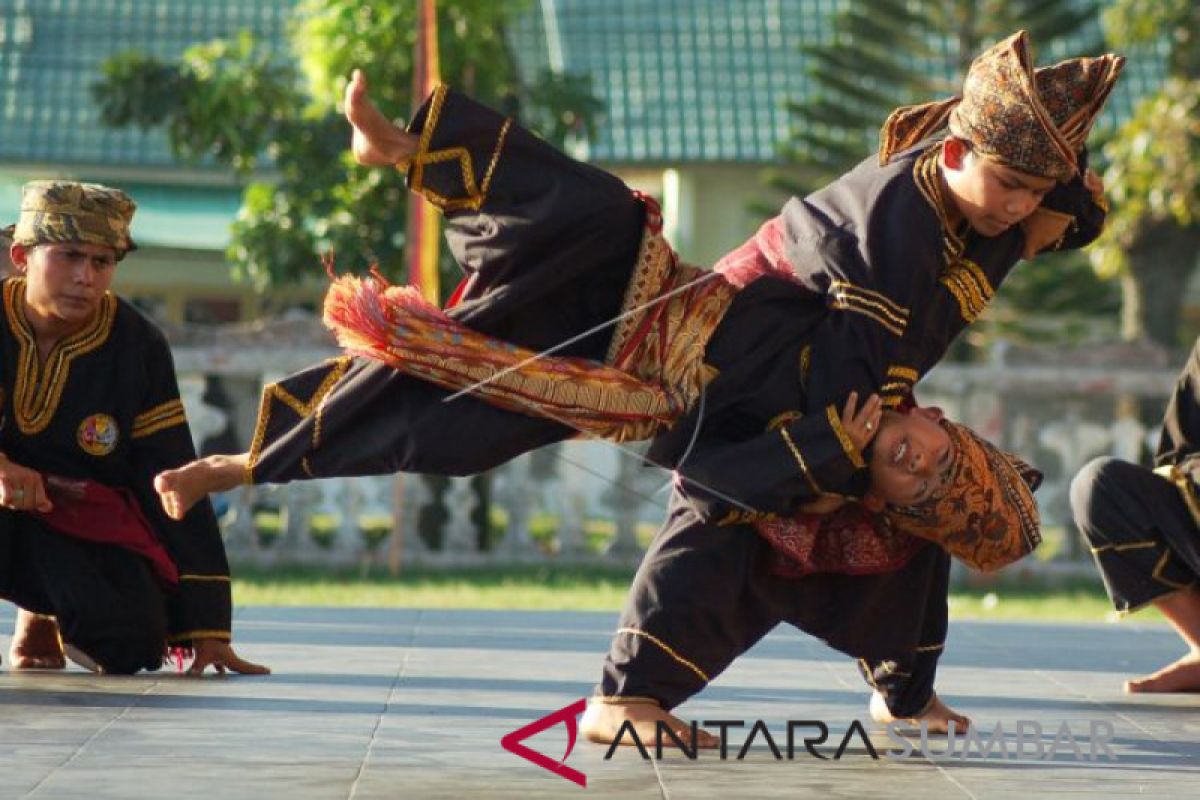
<box><xmin>322</xmin><ymin>271</ymin><xmax>453</xmax><ymax>367</ymax></box>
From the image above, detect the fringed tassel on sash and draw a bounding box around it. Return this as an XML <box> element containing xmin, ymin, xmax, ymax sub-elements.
<box><xmin>321</xmin><ymin>269</ymin><xmax>685</xmax><ymax>441</ymax></box>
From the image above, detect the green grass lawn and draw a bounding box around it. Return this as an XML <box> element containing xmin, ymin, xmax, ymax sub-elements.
<box><xmin>231</xmin><ymin>564</ymin><xmax>1162</xmax><ymax>624</ymax></box>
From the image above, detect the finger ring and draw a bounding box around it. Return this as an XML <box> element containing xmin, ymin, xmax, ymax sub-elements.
<box><xmin>865</xmin><ymin>421</ymin><xmax>874</xmax><ymax>432</ymax></box>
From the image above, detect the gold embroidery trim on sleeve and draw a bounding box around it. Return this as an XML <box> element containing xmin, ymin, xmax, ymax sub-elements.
<box><xmin>828</xmin><ymin>281</ymin><xmax>908</xmax><ymax>337</ymax></box>
<box><xmin>826</xmin><ymin>404</ymin><xmax>865</xmax><ymax>468</ymax></box>
<box><xmin>779</xmin><ymin>426</ymin><xmax>822</xmax><ymax>494</ymax></box>
<box><xmin>245</xmin><ymin>356</ymin><xmax>353</xmax><ymax>484</ymax></box>
<box><xmin>407</xmin><ymin>84</ymin><xmax>513</xmax><ymax>212</ymax></box>
<box><xmin>799</xmin><ymin>345</ymin><xmax>812</xmax><ymax>386</ymax></box>
<box><xmin>767</xmin><ymin>410</ymin><xmax>803</xmax><ymax>431</ymax></box>
<box><xmin>131</xmin><ymin>399</ymin><xmax>188</xmax><ymax>439</ymax></box>
<box><xmin>1090</xmin><ymin>540</ymin><xmax>1156</xmax><ymax>555</ymax></box>
<box><xmin>940</xmin><ymin>257</ymin><xmax>994</xmax><ymax>324</ymax></box>
<box><xmin>1152</xmin><ymin>549</ymin><xmax>1193</xmax><ymax>590</ymax></box>
<box><xmin>715</xmin><ymin>508</ymin><xmax>771</xmax><ymax>527</ymax></box>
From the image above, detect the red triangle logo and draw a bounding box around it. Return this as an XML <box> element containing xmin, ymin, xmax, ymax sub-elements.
<box><xmin>500</xmin><ymin>698</ymin><xmax>588</xmax><ymax>787</ymax></box>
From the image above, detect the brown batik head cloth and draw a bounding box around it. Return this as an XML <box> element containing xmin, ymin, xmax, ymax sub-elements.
<box><xmin>4</xmin><ymin>180</ymin><xmax>137</xmax><ymax>256</ymax></box>
<box><xmin>884</xmin><ymin>421</ymin><xmax>1043</xmax><ymax>573</ymax></box>
<box><xmin>879</xmin><ymin>30</ymin><xmax>1125</xmax><ymax>181</ymax></box>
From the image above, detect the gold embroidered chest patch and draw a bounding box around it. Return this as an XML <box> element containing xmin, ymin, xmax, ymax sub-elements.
<box><xmin>78</xmin><ymin>414</ymin><xmax>119</xmax><ymax>456</ymax></box>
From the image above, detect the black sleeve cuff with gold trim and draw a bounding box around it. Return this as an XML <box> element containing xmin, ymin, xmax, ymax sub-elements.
<box><xmin>1037</xmin><ymin>158</ymin><xmax>1107</xmax><ymax>253</ymax></box>
<box><xmin>246</xmin><ymin>357</ymin><xmax>352</xmax><ymax>484</ymax></box>
<box><xmin>780</xmin><ymin>408</ymin><xmax>871</xmax><ymax>498</ymax></box>
<box><xmin>675</xmin><ymin>408</ymin><xmax>870</xmax><ymax>523</ymax></box>
<box><xmin>404</xmin><ymin>85</ymin><xmax>513</xmax><ymax>213</ymax></box>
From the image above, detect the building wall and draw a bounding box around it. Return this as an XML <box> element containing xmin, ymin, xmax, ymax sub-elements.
<box><xmin>609</xmin><ymin>163</ymin><xmax>777</xmax><ymax>267</ymax></box>
<box><xmin>114</xmin><ymin>245</ymin><xmax>325</xmax><ymax>324</ymax></box>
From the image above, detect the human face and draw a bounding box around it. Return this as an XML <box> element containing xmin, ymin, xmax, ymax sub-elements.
<box><xmin>867</xmin><ymin>407</ymin><xmax>956</xmax><ymax>508</ymax></box>
<box><xmin>10</xmin><ymin>241</ymin><xmax>118</xmax><ymax>334</ymax></box>
<box><xmin>941</xmin><ymin>138</ymin><xmax>1057</xmax><ymax>238</ymax></box>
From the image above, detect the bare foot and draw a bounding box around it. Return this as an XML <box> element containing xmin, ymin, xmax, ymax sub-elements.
<box><xmin>580</xmin><ymin>699</ymin><xmax>720</xmax><ymax>749</ymax></box>
<box><xmin>343</xmin><ymin>69</ymin><xmax>418</xmax><ymax>166</ymax></box>
<box><xmin>870</xmin><ymin>691</ymin><xmax>971</xmax><ymax>735</ymax></box>
<box><xmin>155</xmin><ymin>454</ymin><xmax>248</xmax><ymax>521</ymax></box>
<box><xmin>1125</xmin><ymin>652</ymin><xmax>1200</xmax><ymax>693</ymax></box>
<box><xmin>9</xmin><ymin>610</ymin><xmax>66</xmax><ymax>670</ymax></box>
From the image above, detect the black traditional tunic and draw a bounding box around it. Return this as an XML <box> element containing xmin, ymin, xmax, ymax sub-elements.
<box><xmin>1072</xmin><ymin>338</ymin><xmax>1200</xmax><ymax>613</ymax></box>
<box><xmin>673</xmin><ymin>139</ymin><xmax>1108</xmax><ymax>515</ymax></box>
<box><xmin>0</xmin><ymin>278</ymin><xmax>232</xmax><ymax>672</ymax></box>
<box><xmin>777</xmin><ymin>139</ymin><xmax>1105</xmax><ymax>393</ymax></box>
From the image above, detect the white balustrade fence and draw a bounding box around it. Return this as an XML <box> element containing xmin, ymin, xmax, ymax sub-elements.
<box><xmin>170</xmin><ymin>333</ymin><xmax>1187</xmax><ymax>569</ymax></box>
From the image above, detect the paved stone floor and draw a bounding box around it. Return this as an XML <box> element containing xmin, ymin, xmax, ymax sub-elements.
<box><xmin>1</xmin><ymin>606</ymin><xmax>1198</xmax><ymax>799</ymax></box>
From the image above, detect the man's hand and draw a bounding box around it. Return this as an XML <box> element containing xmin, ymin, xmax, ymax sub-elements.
<box><xmin>0</xmin><ymin>454</ymin><xmax>52</xmax><ymax>512</ymax></box>
<box><xmin>840</xmin><ymin>391</ymin><xmax>883</xmax><ymax>454</ymax></box>
<box><xmin>186</xmin><ymin>638</ymin><xmax>271</xmax><ymax>677</ymax></box>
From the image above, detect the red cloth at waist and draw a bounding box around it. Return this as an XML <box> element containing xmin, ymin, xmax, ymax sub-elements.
<box><xmin>756</xmin><ymin>503</ymin><xmax>926</xmax><ymax>579</ymax></box>
<box><xmin>31</xmin><ymin>477</ymin><xmax>179</xmax><ymax>585</ymax></box>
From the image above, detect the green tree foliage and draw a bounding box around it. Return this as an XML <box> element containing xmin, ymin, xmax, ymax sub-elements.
<box><xmin>1091</xmin><ymin>0</ymin><xmax>1200</xmax><ymax>346</ymax></box>
<box><xmin>92</xmin><ymin>0</ymin><xmax>600</xmax><ymax>299</ymax></box>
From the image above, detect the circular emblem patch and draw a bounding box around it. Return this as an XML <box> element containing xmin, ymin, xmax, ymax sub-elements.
<box><xmin>78</xmin><ymin>414</ymin><xmax>119</xmax><ymax>456</ymax></box>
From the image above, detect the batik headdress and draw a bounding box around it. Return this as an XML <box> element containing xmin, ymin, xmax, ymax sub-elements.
<box><xmin>885</xmin><ymin>420</ymin><xmax>1043</xmax><ymax>572</ymax></box>
<box><xmin>879</xmin><ymin>30</ymin><xmax>1125</xmax><ymax>181</ymax></box>
<box><xmin>4</xmin><ymin>180</ymin><xmax>137</xmax><ymax>255</ymax></box>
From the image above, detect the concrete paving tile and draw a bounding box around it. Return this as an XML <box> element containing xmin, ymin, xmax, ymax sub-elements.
<box><xmin>22</xmin><ymin>758</ymin><xmax>363</xmax><ymax>800</ymax></box>
<box><xmin>1</xmin><ymin>611</ymin><xmax>1198</xmax><ymax>799</ymax></box>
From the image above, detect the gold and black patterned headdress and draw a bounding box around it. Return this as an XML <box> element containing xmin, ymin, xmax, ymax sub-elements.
<box><xmin>880</xmin><ymin>30</ymin><xmax>1124</xmax><ymax>181</ymax></box>
<box><xmin>885</xmin><ymin>421</ymin><xmax>1043</xmax><ymax>573</ymax></box>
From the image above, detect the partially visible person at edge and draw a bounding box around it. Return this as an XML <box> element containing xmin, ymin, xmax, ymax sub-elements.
<box><xmin>0</xmin><ymin>180</ymin><xmax>268</xmax><ymax>676</ymax></box>
<box><xmin>1072</xmin><ymin>337</ymin><xmax>1200</xmax><ymax>694</ymax></box>
<box><xmin>155</xmin><ymin>29</ymin><xmax>1120</xmax><ymax>739</ymax></box>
